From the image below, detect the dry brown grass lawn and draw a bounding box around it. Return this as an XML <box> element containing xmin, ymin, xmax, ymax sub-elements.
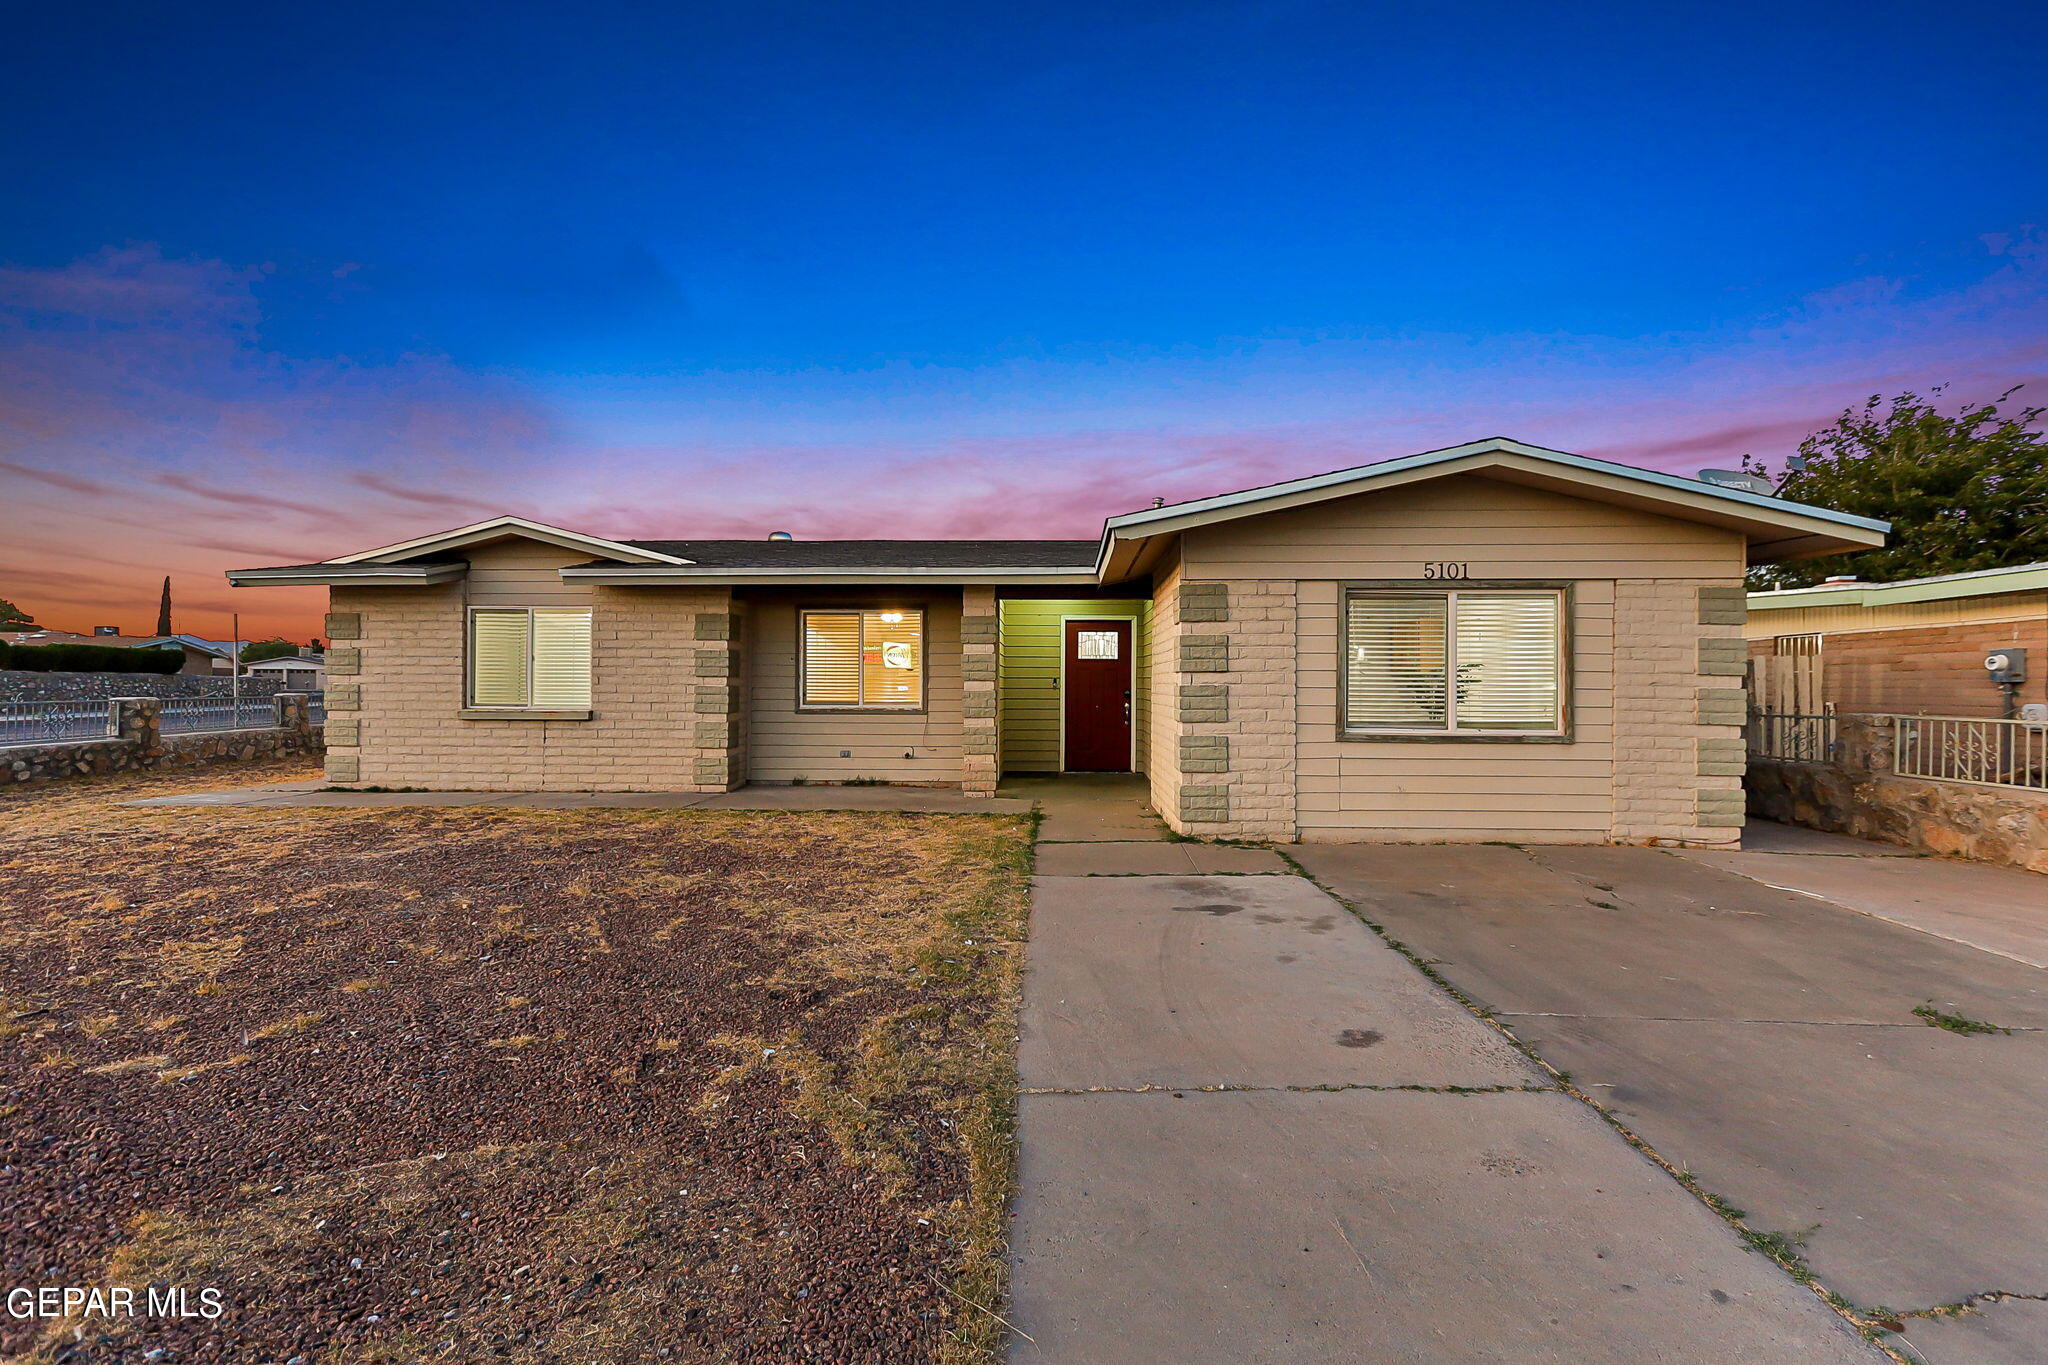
<box><xmin>0</xmin><ymin>764</ymin><xmax>1031</xmax><ymax>1364</ymax></box>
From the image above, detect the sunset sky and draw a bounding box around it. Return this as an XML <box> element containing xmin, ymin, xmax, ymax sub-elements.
<box><xmin>4</xmin><ymin>0</ymin><xmax>2045</xmax><ymax>640</ymax></box>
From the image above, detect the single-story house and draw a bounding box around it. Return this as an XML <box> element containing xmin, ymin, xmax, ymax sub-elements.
<box><xmin>227</xmin><ymin>438</ymin><xmax>1885</xmax><ymax>845</ymax></box>
<box><xmin>1748</xmin><ymin>562</ymin><xmax>2047</xmax><ymax>719</ymax></box>
<box><xmin>244</xmin><ymin>652</ymin><xmax>328</xmax><ymax>690</ymax></box>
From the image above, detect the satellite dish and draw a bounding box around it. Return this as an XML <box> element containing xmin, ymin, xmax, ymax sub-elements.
<box><xmin>1697</xmin><ymin>468</ymin><xmax>1775</xmax><ymax>494</ymax></box>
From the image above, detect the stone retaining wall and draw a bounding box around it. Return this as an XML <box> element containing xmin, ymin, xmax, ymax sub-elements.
<box><xmin>1748</xmin><ymin>714</ymin><xmax>2048</xmax><ymax>873</ymax></box>
<box><xmin>2</xmin><ymin>695</ymin><xmax>323</xmax><ymax>786</ymax></box>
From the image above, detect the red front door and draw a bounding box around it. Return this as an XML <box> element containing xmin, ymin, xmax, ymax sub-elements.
<box><xmin>1063</xmin><ymin>619</ymin><xmax>1133</xmax><ymax>772</ymax></box>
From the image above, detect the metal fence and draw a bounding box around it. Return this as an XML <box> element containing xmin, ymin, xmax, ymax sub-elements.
<box><xmin>1747</xmin><ymin>708</ymin><xmax>1837</xmax><ymax>763</ymax></box>
<box><xmin>158</xmin><ymin>696</ymin><xmax>280</xmax><ymax>735</ymax></box>
<box><xmin>1</xmin><ymin>691</ymin><xmax>328</xmax><ymax>750</ymax></box>
<box><xmin>0</xmin><ymin>700</ymin><xmax>116</xmax><ymax>746</ymax></box>
<box><xmin>1893</xmin><ymin>715</ymin><xmax>2048</xmax><ymax>792</ymax></box>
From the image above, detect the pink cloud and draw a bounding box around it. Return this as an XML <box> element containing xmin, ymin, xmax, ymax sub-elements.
<box><xmin>3</xmin><ymin>230</ymin><xmax>2045</xmax><ymax>637</ymax></box>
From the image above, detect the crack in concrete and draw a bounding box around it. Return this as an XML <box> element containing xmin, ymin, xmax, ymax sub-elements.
<box><xmin>1892</xmin><ymin>1288</ymin><xmax>2048</xmax><ymax>1320</ymax></box>
<box><xmin>1651</xmin><ymin>848</ymin><xmax>2048</xmax><ymax>973</ymax></box>
<box><xmin>1497</xmin><ymin>1010</ymin><xmax>2047</xmax><ymax>1032</ymax></box>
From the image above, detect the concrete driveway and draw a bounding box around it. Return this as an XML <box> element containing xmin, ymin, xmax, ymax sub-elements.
<box><xmin>1294</xmin><ymin>826</ymin><xmax>2048</xmax><ymax>1365</ymax></box>
<box><xmin>1008</xmin><ymin>857</ymin><xmax>1881</xmax><ymax>1363</ymax></box>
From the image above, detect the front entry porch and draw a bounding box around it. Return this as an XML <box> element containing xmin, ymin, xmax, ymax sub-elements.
<box><xmin>997</xmin><ymin>596</ymin><xmax>1152</xmax><ymax>777</ymax></box>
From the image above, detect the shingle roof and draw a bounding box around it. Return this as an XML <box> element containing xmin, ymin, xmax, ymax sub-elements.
<box><xmin>600</xmin><ymin>539</ymin><xmax>1101</xmax><ymax>569</ymax></box>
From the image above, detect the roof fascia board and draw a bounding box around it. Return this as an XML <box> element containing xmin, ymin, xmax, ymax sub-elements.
<box><xmin>1749</xmin><ymin>563</ymin><xmax>2048</xmax><ymax>612</ymax></box>
<box><xmin>328</xmin><ymin>516</ymin><xmax>691</xmax><ymax>566</ymax></box>
<box><xmin>226</xmin><ymin>564</ymin><xmax>469</xmax><ymax>588</ymax></box>
<box><xmin>559</xmin><ymin>566</ymin><xmax>1098</xmax><ymax>586</ymax></box>
<box><xmin>1102</xmin><ymin>439</ymin><xmax>1889</xmax><ymax>542</ymax></box>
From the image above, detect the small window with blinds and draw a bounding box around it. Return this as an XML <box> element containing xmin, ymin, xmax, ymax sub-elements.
<box><xmin>801</xmin><ymin>608</ymin><xmax>924</xmax><ymax>709</ymax></box>
<box><xmin>468</xmin><ymin>608</ymin><xmax>593</xmax><ymax>709</ymax></box>
<box><xmin>1342</xmin><ymin>589</ymin><xmax>1565</xmax><ymax>737</ymax></box>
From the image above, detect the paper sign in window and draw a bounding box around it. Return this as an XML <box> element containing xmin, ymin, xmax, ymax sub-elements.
<box><xmin>1077</xmin><ymin>631</ymin><xmax>1120</xmax><ymax>660</ymax></box>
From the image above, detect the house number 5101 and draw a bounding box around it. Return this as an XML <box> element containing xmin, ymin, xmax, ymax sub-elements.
<box><xmin>1422</xmin><ymin>562</ymin><xmax>1470</xmax><ymax>579</ymax></box>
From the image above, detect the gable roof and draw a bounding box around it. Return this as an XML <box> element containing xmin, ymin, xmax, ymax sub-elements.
<box><xmin>328</xmin><ymin>515</ymin><xmax>693</xmax><ymax>566</ymax></box>
<box><xmin>1097</xmin><ymin>437</ymin><xmax>1888</xmax><ymax>578</ymax></box>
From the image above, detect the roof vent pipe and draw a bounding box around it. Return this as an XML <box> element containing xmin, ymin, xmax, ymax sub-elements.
<box><xmin>767</xmin><ymin>531</ymin><xmax>794</xmax><ymax>542</ymax></box>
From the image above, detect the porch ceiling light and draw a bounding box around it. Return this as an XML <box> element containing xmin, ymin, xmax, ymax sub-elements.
<box><xmin>879</xmin><ymin>611</ymin><xmax>905</xmax><ymax>622</ymax></box>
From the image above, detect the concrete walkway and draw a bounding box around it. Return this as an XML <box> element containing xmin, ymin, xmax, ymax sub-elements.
<box><xmin>1010</xmin><ymin>841</ymin><xmax>1881</xmax><ymax>1362</ymax></box>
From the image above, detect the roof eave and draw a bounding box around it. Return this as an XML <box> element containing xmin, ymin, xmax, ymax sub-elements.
<box><xmin>1749</xmin><ymin>562</ymin><xmax>2048</xmax><ymax>611</ymax></box>
<box><xmin>226</xmin><ymin>563</ymin><xmax>469</xmax><ymax>588</ymax></box>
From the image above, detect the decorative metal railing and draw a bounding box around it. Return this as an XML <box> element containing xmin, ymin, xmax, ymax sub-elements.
<box><xmin>1746</xmin><ymin>708</ymin><xmax>1837</xmax><ymax>764</ymax></box>
<box><xmin>158</xmin><ymin>696</ymin><xmax>280</xmax><ymax>735</ymax></box>
<box><xmin>0</xmin><ymin>700</ymin><xmax>116</xmax><ymax>746</ymax></box>
<box><xmin>1893</xmin><ymin>715</ymin><xmax>2048</xmax><ymax>792</ymax></box>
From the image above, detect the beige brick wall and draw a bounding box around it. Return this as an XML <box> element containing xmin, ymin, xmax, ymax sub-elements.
<box><xmin>327</xmin><ymin>540</ymin><xmax>738</xmax><ymax>791</ymax></box>
<box><xmin>1610</xmin><ymin>579</ymin><xmax>1745</xmax><ymax>846</ymax></box>
<box><xmin>1145</xmin><ymin>562</ymin><xmax>1300</xmax><ymax>840</ymax></box>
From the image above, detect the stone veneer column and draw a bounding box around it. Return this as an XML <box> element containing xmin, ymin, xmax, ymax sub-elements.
<box><xmin>109</xmin><ymin>696</ymin><xmax>164</xmax><ymax>762</ymax></box>
<box><xmin>321</xmin><ymin>608</ymin><xmax>362</xmax><ymax>783</ymax></box>
<box><xmin>960</xmin><ymin>587</ymin><xmax>999</xmax><ymax>796</ymax></box>
<box><xmin>1609</xmin><ymin>580</ymin><xmax>1746</xmax><ymax>845</ymax></box>
<box><xmin>1164</xmin><ymin>578</ymin><xmax>1297</xmax><ymax>840</ymax></box>
<box><xmin>691</xmin><ymin>602</ymin><xmax>748</xmax><ymax>791</ymax></box>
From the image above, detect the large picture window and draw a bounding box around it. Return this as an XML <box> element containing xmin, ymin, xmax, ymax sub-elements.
<box><xmin>1342</xmin><ymin>589</ymin><xmax>1564</xmax><ymax>736</ymax></box>
<box><xmin>469</xmin><ymin>607</ymin><xmax>593</xmax><ymax>708</ymax></box>
<box><xmin>801</xmin><ymin>608</ymin><xmax>924</xmax><ymax>709</ymax></box>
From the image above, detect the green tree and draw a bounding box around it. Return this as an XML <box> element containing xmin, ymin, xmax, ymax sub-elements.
<box><xmin>0</xmin><ymin>597</ymin><xmax>34</xmax><ymax>629</ymax></box>
<box><xmin>239</xmin><ymin>638</ymin><xmax>302</xmax><ymax>663</ymax></box>
<box><xmin>1745</xmin><ymin>386</ymin><xmax>2048</xmax><ymax>589</ymax></box>
<box><xmin>155</xmin><ymin>577</ymin><xmax>172</xmax><ymax>637</ymax></box>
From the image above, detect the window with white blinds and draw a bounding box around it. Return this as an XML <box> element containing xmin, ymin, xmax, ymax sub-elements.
<box><xmin>468</xmin><ymin>608</ymin><xmax>592</xmax><ymax>709</ymax></box>
<box><xmin>801</xmin><ymin>608</ymin><xmax>923</xmax><ymax>708</ymax></box>
<box><xmin>1343</xmin><ymin>590</ymin><xmax>1564</xmax><ymax>736</ymax></box>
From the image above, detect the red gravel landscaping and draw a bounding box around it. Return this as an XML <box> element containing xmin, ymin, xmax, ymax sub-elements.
<box><xmin>0</xmin><ymin>765</ymin><xmax>1031</xmax><ymax>1364</ymax></box>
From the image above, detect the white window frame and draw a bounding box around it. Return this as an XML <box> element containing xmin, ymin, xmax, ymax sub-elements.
<box><xmin>797</xmin><ymin>607</ymin><xmax>928</xmax><ymax>712</ymax></box>
<box><xmin>464</xmin><ymin>606</ymin><xmax>593</xmax><ymax>710</ymax></box>
<box><xmin>1339</xmin><ymin>585</ymin><xmax>1570</xmax><ymax>740</ymax></box>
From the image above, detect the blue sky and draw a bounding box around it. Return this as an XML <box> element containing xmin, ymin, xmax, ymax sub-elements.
<box><xmin>2</xmin><ymin>0</ymin><xmax>2044</xmax><ymax>633</ymax></box>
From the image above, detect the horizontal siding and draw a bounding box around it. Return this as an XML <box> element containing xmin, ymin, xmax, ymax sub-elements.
<box><xmin>1184</xmin><ymin>475</ymin><xmax>1746</xmax><ymax>582</ymax></box>
<box><xmin>747</xmin><ymin>595</ymin><xmax>965</xmax><ymax>784</ymax></box>
<box><xmin>998</xmin><ymin>599</ymin><xmax>1150</xmax><ymax>772</ymax></box>
<box><xmin>464</xmin><ymin>539</ymin><xmax>602</xmax><ymax>606</ymax></box>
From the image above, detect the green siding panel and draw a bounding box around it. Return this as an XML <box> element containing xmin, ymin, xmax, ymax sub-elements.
<box><xmin>999</xmin><ymin>599</ymin><xmax>1151</xmax><ymax>772</ymax></box>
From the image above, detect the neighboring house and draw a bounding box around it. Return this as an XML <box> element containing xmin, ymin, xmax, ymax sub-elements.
<box><xmin>0</xmin><ymin>630</ymin><xmax>232</xmax><ymax>674</ymax></box>
<box><xmin>227</xmin><ymin>438</ymin><xmax>1884</xmax><ymax>845</ymax></box>
<box><xmin>244</xmin><ymin>652</ymin><xmax>327</xmax><ymax>690</ymax></box>
<box><xmin>1747</xmin><ymin>563</ymin><xmax>2048</xmax><ymax>719</ymax></box>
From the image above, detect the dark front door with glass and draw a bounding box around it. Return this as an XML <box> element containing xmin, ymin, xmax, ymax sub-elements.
<box><xmin>1063</xmin><ymin>619</ymin><xmax>1133</xmax><ymax>771</ymax></box>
